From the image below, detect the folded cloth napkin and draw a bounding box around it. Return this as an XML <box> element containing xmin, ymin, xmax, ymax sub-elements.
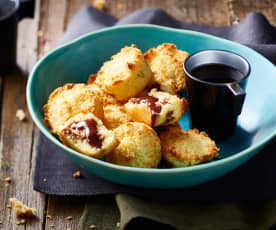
<box><xmin>35</xmin><ymin>7</ymin><xmax>276</xmax><ymax>199</ymax></box>
<box><xmin>34</xmin><ymin>7</ymin><xmax>276</xmax><ymax>230</ymax></box>
<box><xmin>78</xmin><ymin>194</ymin><xmax>276</xmax><ymax>230</ymax></box>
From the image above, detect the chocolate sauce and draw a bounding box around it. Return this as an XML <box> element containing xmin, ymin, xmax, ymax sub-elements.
<box><xmin>165</xmin><ymin>111</ymin><xmax>174</xmax><ymax>124</ymax></box>
<box><xmin>70</xmin><ymin>119</ymin><xmax>102</xmax><ymax>148</ymax></box>
<box><xmin>191</xmin><ymin>64</ymin><xmax>244</xmax><ymax>83</ymax></box>
<box><xmin>132</xmin><ymin>96</ymin><xmax>162</xmax><ymax>125</ymax></box>
<box><xmin>161</xmin><ymin>98</ymin><xmax>169</xmax><ymax>105</ymax></box>
<box><xmin>150</xmin><ymin>82</ymin><xmax>161</xmax><ymax>90</ymax></box>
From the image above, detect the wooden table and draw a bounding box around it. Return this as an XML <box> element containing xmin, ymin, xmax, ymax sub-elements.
<box><xmin>0</xmin><ymin>0</ymin><xmax>275</xmax><ymax>229</ymax></box>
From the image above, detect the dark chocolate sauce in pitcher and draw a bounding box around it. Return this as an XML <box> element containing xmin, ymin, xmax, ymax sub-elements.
<box><xmin>191</xmin><ymin>64</ymin><xmax>244</xmax><ymax>83</ymax></box>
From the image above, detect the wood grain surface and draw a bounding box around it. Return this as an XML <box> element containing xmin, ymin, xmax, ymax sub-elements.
<box><xmin>0</xmin><ymin>0</ymin><xmax>275</xmax><ymax>229</ymax></box>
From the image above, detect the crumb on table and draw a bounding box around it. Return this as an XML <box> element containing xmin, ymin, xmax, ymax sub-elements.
<box><xmin>65</xmin><ymin>216</ymin><xmax>72</xmax><ymax>220</ymax></box>
<box><xmin>16</xmin><ymin>109</ymin><xmax>26</xmax><ymax>121</ymax></box>
<box><xmin>89</xmin><ymin>224</ymin><xmax>96</xmax><ymax>229</ymax></box>
<box><xmin>9</xmin><ymin>198</ymin><xmax>36</xmax><ymax>218</ymax></box>
<box><xmin>93</xmin><ymin>0</ymin><xmax>105</xmax><ymax>10</ymax></box>
<box><xmin>37</xmin><ymin>30</ymin><xmax>43</xmax><ymax>37</ymax></box>
<box><xmin>46</xmin><ymin>214</ymin><xmax>52</xmax><ymax>219</ymax></box>
<box><xmin>5</xmin><ymin>177</ymin><xmax>12</xmax><ymax>183</ymax></box>
<box><xmin>17</xmin><ymin>219</ymin><xmax>26</xmax><ymax>225</ymax></box>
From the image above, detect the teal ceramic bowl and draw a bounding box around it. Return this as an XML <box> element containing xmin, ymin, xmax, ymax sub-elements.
<box><xmin>27</xmin><ymin>25</ymin><xmax>276</xmax><ymax>189</ymax></box>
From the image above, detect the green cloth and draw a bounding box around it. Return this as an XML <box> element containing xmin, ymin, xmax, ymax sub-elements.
<box><xmin>78</xmin><ymin>195</ymin><xmax>120</xmax><ymax>230</ymax></box>
<box><xmin>78</xmin><ymin>194</ymin><xmax>276</xmax><ymax>230</ymax></box>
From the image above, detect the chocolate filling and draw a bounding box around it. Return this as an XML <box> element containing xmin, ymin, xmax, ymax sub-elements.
<box><xmin>132</xmin><ymin>96</ymin><xmax>162</xmax><ymax>125</ymax></box>
<box><xmin>65</xmin><ymin>119</ymin><xmax>102</xmax><ymax>148</ymax></box>
<box><xmin>165</xmin><ymin>111</ymin><xmax>174</xmax><ymax>124</ymax></box>
<box><xmin>161</xmin><ymin>97</ymin><xmax>169</xmax><ymax>105</ymax></box>
<box><xmin>151</xmin><ymin>82</ymin><xmax>161</xmax><ymax>90</ymax></box>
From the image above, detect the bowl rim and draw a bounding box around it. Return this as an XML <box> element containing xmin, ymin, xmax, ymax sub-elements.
<box><xmin>27</xmin><ymin>24</ymin><xmax>276</xmax><ymax>174</ymax></box>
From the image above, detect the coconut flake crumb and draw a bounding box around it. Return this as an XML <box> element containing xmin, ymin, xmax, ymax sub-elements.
<box><xmin>16</xmin><ymin>109</ymin><xmax>26</xmax><ymax>121</ymax></box>
<box><xmin>17</xmin><ymin>219</ymin><xmax>26</xmax><ymax>225</ymax></box>
<box><xmin>5</xmin><ymin>177</ymin><xmax>12</xmax><ymax>183</ymax></box>
<box><xmin>46</xmin><ymin>214</ymin><xmax>52</xmax><ymax>219</ymax></box>
<box><xmin>37</xmin><ymin>30</ymin><xmax>43</xmax><ymax>37</ymax></box>
<box><xmin>65</xmin><ymin>216</ymin><xmax>72</xmax><ymax>220</ymax></box>
<box><xmin>93</xmin><ymin>0</ymin><xmax>105</xmax><ymax>10</ymax></box>
<box><xmin>9</xmin><ymin>198</ymin><xmax>36</xmax><ymax>218</ymax></box>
